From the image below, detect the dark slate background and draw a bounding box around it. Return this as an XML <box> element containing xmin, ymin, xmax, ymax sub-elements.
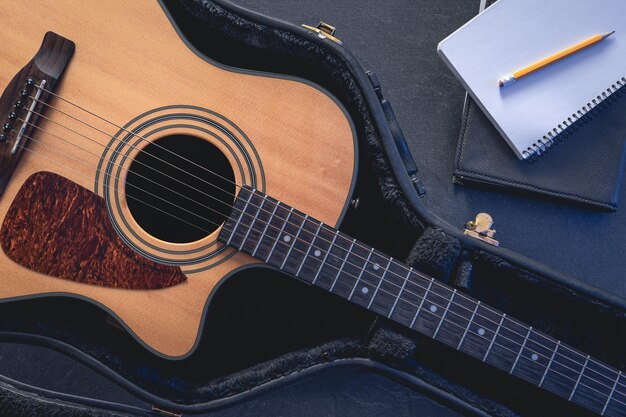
<box><xmin>231</xmin><ymin>0</ymin><xmax>626</xmax><ymax>299</ymax></box>
<box><xmin>0</xmin><ymin>3</ymin><xmax>619</xmax><ymax>417</ymax></box>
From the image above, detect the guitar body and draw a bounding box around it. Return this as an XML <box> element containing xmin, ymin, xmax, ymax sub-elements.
<box><xmin>0</xmin><ymin>1</ymin><xmax>356</xmax><ymax>358</ymax></box>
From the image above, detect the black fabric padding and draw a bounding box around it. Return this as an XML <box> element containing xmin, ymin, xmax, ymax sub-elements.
<box><xmin>0</xmin><ymin>381</ymin><xmax>131</xmax><ymax>417</ymax></box>
<box><xmin>172</xmin><ymin>0</ymin><xmax>427</xmax><ymax>244</ymax></box>
<box><xmin>469</xmin><ymin>251</ymin><xmax>626</xmax><ymax>372</ymax></box>
<box><xmin>453</xmin><ymin>259</ymin><xmax>474</xmax><ymax>289</ymax></box>
<box><xmin>0</xmin><ymin>1</ymin><xmax>624</xmax><ymax>417</ymax></box>
<box><xmin>406</xmin><ymin>228</ymin><xmax>462</xmax><ymax>283</ymax></box>
<box><xmin>366</xmin><ymin>321</ymin><xmax>418</xmax><ymax>364</ymax></box>
<box><xmin>223</xmin><ymin>0</ymin><xmax>626</xmax><ymax>298</ymax></box>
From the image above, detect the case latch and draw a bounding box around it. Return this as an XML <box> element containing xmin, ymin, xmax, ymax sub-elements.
<box><xmin>302</xmin><ymin>21</ymin><xmax>343</xmax><ymax>44</ymax></box>
<box><xmin>464</xmin><ymin>213</ymin><xmax>499</xmax><ymax>247</ymax></box>
<box><xmin>317</xmin><ymin>22</ymin><xmax>337</xmax><ymax>36</ymax></box>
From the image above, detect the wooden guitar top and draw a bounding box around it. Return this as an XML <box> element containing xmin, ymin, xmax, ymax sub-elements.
<box><xmin>0</xmin><ymin>0</ymin><xmax>356</xmax><ymax>358</ymax></box>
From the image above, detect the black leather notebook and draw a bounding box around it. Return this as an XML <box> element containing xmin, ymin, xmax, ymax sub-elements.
<box><xmin>454</xmin><ymin>93</ymin><xmax>626</xmax><ymax>211</ymax></box>
<box><xmin>453</xmin><ymin>0</ymin><xmax>626</xmax><ymax>212</ymax></box>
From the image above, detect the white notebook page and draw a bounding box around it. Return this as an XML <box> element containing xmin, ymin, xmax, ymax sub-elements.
<box><xmin>438</xmin><ymin>0</ymin><xmax>626</xmax><ymax>159</ymax></box>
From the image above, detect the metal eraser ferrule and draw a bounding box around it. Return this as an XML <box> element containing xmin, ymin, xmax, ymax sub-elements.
<box><xmin>498</xmin><ymin>74</ymin><xmax>516</xmax><ymax>88</ymax></box>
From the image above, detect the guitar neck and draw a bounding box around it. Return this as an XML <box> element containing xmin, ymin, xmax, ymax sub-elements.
<box><xmin>218</xmin><ymin>186</ymin><xmax>625</xmax><ymax>417</ymax></box>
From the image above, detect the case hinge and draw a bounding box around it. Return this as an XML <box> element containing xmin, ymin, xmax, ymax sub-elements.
<box><xmin>464</xmin><ymin>213</ymin><xmax>499</xmax><ymax>246</ymax></box>
<box><xmin>302</xmin><ymin>21</ymin><xmax>343</xmax><ymax>44</ymax></box>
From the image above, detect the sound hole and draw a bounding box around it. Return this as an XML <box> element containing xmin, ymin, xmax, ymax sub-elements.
<box><xmin>125</xmin><ymin>135</ymin><xmax>235</xmax><ymax>244</ymax></box>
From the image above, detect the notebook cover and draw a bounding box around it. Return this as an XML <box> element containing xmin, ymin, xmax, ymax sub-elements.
<box><xmin>438</xmin><ymin>0</ymin><xmax>626</xmax><ymax>159</ymax></box>
<box><xmin>454</xmin><ymin>93</ymin><xmax>626</xmax><ymax>211</ymax></box>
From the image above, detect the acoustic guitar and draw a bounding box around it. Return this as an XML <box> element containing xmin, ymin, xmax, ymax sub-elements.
<box><xmin>0</xmin><ymin>1</ymin><xmax>623</xmax><ymax>415</ymax></box>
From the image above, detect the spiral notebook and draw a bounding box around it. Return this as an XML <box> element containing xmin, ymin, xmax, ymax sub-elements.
<box><xmin>438</xmin><ymin>0</ymin><xmax>626</xmax><ymax>160</ymax></box>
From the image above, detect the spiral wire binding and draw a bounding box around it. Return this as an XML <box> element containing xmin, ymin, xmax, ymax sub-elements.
<box><xmin>523</xmin><ymin>77</ymin><xmax>626</xmax><ymax>161</ymax></box>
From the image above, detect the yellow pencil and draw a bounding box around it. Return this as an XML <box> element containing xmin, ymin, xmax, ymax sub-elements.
<box><xmin>499</xmin><ymin>31</ymin><xmax>615</xmax><ymax>87</ymax></box>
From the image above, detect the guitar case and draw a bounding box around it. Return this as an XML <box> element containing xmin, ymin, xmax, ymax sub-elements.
<box><xmin>0</xmin><ymin>1</ymin><xmax>624</xmax><ymax>416</ymax></box>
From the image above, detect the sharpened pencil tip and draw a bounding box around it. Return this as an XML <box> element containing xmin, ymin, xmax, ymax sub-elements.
<box><xmin>603</xmin><ymin>31</ymin><xmax>616</xmax><ymax>40</ymax></box>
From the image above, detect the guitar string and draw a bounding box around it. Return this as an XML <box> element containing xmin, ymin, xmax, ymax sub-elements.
<box><xmin>23</xmin><ymin>90</ymin><xmax>626</xmax><ymax>388</ymax></box>
<box><xmin>23</xmin><ymin>81</ymin><xmax>626</xmax><ymax>381</ymax></box>
<box><xmin>25</xmin><ymin>105</ymin><xmax>233</xmax><ymax>200</ymax></box>
<box><xmin>22</xmin><ymin>92</ymin><xmax>611</xmax><ymax>373</ymax></box>
<box><xmin>18</xmin><ymin>113</ymin><xmax>552</xmax><ymax>343</ymax></box>
<box><xmin>18</xmin><ymin>123</ymin><xmax>621</xmax><ymax>394</ymax></box>
<box><xmin>20</xmin><ymin>117</ymin><xmax>626</xmax><ymax>396</ymax></box>
<box><xmin>20</xmin><ymin>120</ymin><xmax>234</xmax><ymax>218</ymax></box>
<box><xmin>10</xmin><ymin>143</ymin><xmax>626</xmax><ymax>408</ymax></box>
<box><xmin>14</xmin><ymin>132</ymin><xmax>223</xmax><ymax>235</ymax></box>
<box><xmin>26</xmin><ymin>97</ymin><xmax>621</xmax><ymax>384</ymax></box>
<box><xmin>30</xmin><ymin>92</ymin><xmax>238</xmax><ymax>191</ymax></box>
<box><xmin>10</xmin><ymin>139</ymin><xmax>626</xmax><ymax>404</ymax></box>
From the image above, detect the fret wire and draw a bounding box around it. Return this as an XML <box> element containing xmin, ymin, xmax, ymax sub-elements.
<box><xmin>280</xmin><ymin>214</ymin><xmax>308</xmax><ymax>270</ymax></box>
<box><xmin>330</xmin><ymin>238</ymin><xmax>356</xmax><ymax>292</ymax></box>
<box><xmin>539</xmin><ymin>340</ymin><xmax>560</xmax><ymax>388</ymax></box>
<box><xmin>432</xmin><ymin>289</ymin><xmax>456</xmax><ymax>338</ymax></box>
<box><xmin>71</xmin><ymin>57</ymin><xmax>626</xmax><ymax>391</ymax></box>
<box><xmin>589</xmin><ymin>357</ymin><xmax>626</xmax><ymax>392</ymax></box>
<box><xmin>226</xmin><ymin>204</ymin><xmax>626</xmax><ymax>407</ymax></box>
<box><xmin>510</xmin><ymin>326</ymin><xmax>532</xmax><ymax>374</ymax></box>
<box><xmin>225</xmin><ymin>190</ymin><xmax>254</xmax><ymax>246</ymax></box>
<box><xmin>445</xmin><ymin>315</ymin><xmax>619</xmax><ymax>406</ymax></box>
<box><xmin>564</xmin><ymin>353</ymin><xmax>624</xmax><ymax>392</ymax></box>
<box><xmin>295</xmin><ymin>221</ymin><xmax>322</xmax><ymax>277</ymax></box>
<box><xmin>220</xmin><ymin>190</ymin><xmax>626</xmax><ymax>402</ymax></box>
<box><xmin>239</xmin><ymin>194</ymin><xmax>267</xmax><ymax>250</ymax></box>
<box><xmin>401</xmin><ymin>259</ymin><xmax>621</xmax><ymax>380</ymax></box>
<box><xmin>348</xmin><ymin>247</ymin><xmax>374</xmax><ymax>300</ymax></box>
<box><xmin>254</xmin><ymin>234</ymin><xmax>625</xmax><ymax>401</ymax></box>
<box><xmin>320</xmin><ymin>267</ymin><xmax>623</xmax><ymax>404</ymax></box>
<box><xmin>290</xmin><ymin>238</ymin><xmax>626</xmax><ymax>406</ymax></box>
<box><xmin>404</xmin><ymin>292</ymin><xmax>623</xmax><ymax>406</ymax></box>
<box><xmin>345</xmin><ymin>260</ymin><xmax>619</xmax><ymax>404</ymax></box>
<box><xmin>40</xmin><ymin>72</ymin><xmax>619</xmax><ymax>406</ymax></box>
<box><xmin>457</xmin><ymin>301</ymin><xmax>480</xmax><ymax>350</ymax></box>
<box><xmin>483</xmin><ymin>313</ymin><xmax>505</xmax><ymax>362</ymax></box>
<box><xmin>251</xmin><ymin>197</ymin><xmax>280</xmax><ymax>257</ymax></box>
<box><xmin>366</xmin><ymin>257</ymin><xmax>393</xmax><ymax>309</ymax></box>
<box><xmin>569</xmin><ymin>355</ymin><xmax>591</xmax><ymax>401</ymax></box>
<box><xmin>602</xmin><ymin>371</ymin><xmax>622</xmax><ymax>416</ymax></box>
<box><xmin>378</xmin><ymin>275</ymin><xmax>622</xmax><ymax>405</ymax></box>
<box><xmin>266</xmin><ymin>205</ymin><xmax>292</xmax><ymax>261</ymax></box>
<box><xmin>227</xmin><ymin>191</ymin><xmax>624</xmax><ymax>390</ymax></box>
<box><xmin>387</xmin><ymin>267</ymin><xmax>411</xmax><ymax>318</ymax></box>
<box><xmin>409</xmin><ymin>262</ymin><xmax>621</xmax><ymax>383</ymax></box>
<box><xmin>410</xmin><ymin>277</ymin><xmax>434</xmax><ymax>328</ymax></box>
<box><xmin>312</xmin><ymin>229</ymin><xmax>340</xmax><ymax>284</ymax></box>
<box><xmin>225</xmin><ymin>190</ymin><xmax>624</xmax><ymax>391</ymax></box>
<box><xmin>182</xmin><ymin>175</ymin><xmax>622</xmax><ymax>400</ymax></box>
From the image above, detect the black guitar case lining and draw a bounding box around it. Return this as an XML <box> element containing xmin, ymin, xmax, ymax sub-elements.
<box><xmin>0</xmin><ymin>1</ymin><xmax>623</xmax><ymax>416</ymax></box>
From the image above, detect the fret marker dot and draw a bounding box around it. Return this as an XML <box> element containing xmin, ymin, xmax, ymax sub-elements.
<box><xmin>361</xmin><ymin>286</ymin><xmax>369</xmax><ymax>294</ymax></box>
<box><xmin>478</xmin><ymin>328</ymin><xmax>485</xmax><ymax>336</ymax></box>
<box><xmin>314</xmin><ymin>249</ymin><xmax>321</xmax><ymax>257</ymax></box>
<box><xmin>283</xmin><ymin>235</ymin><xmax>291</xmax><ymax>243</ymax></box>
<box><xmin>373</xmin><ymin>263</ymin><xmax>380</xmax><ymax>271</ymax></box>
<box><xmin>531</xmin><ymin>353</ymin><xmax>539</xmax><ymax>361</ymax></box>
<box><xmin>429</xmin><ymin>305</ymin><xmax>437</xmax><ymax>313</ymax></box>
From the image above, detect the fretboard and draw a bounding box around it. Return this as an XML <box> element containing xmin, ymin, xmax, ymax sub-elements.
<box><xmin>218</xmin><ymin>186</ymin><xmax>625</xmax><ymax>417</ymax></box>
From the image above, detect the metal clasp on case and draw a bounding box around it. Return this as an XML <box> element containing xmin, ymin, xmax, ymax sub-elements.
<box><xmin>302</xmin><ymin>21</ymin><xmax>343</xmax><ymax>44</ymax></box>
<box><xmin>464</xmin><ymin>213</ymin><xmax>499</xmax><ymax>246</ymax></box>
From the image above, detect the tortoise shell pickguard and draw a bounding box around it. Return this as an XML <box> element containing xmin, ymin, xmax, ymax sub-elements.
<box><xmin>0</xmin><ymin>172</ymin><xmax>186</xmax><ymax>289</ymax></box>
